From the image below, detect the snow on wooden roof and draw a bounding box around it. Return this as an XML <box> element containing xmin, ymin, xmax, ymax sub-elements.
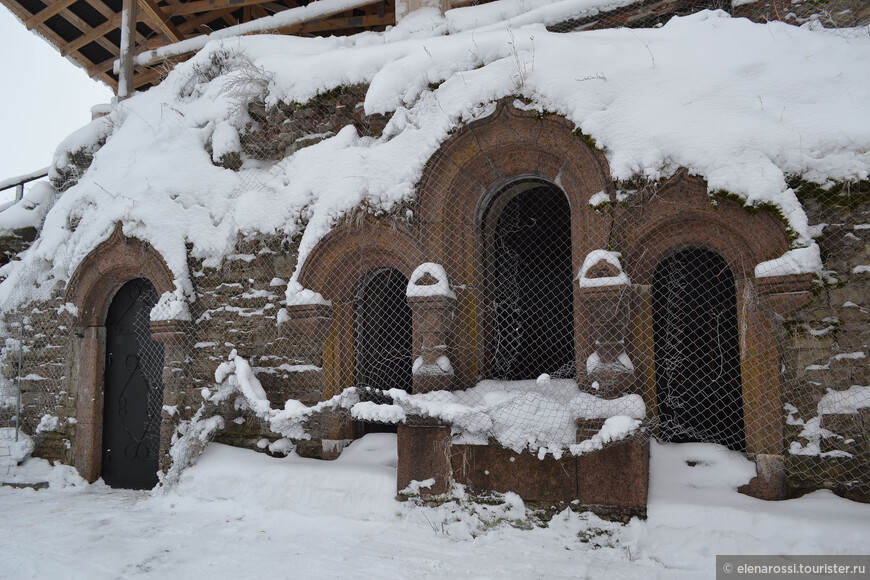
<box><xmin>0</xmin><ymin>0</ymin><xmax>398</xmax><ymax>90</ymax></box>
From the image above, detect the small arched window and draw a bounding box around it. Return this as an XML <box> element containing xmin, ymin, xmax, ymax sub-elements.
<box><xmin>482</xmin><ymin>180</ymin><xmax>574</xmax><ymax>380</ymax></box>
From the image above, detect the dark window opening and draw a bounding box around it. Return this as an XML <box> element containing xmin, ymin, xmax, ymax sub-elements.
<box><xmin>653</xmin><ymin>247</ymin><xmax>745</xmax><ymax>451</ymax></box>
<box><xmin>353</xmin><ymin>268</ymin><xmax>412</xmax><ymax>437</ymax></box>
<box><xmin>484</xmin><ymin>181</ymin><xmax>574</xmax><ymax>380</ymax></box>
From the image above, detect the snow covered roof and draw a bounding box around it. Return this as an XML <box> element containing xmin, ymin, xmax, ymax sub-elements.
<box><xmin>1</xmin><ymin>8</ymin><xmax>869</xmax><ymax>310</ymax></box>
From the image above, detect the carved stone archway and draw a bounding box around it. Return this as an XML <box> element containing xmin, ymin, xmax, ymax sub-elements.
<box><xmin>289</xmin><ymin>220</ymin><xmax>423</xmax><ymax>439</ymax></box>
<box><xmin>416</xmin><ymin>99</ymin><xmax>614</xmax><ymax>386</ymax></box>
<box><xmin>615</xmin><ymin>172</ymin><xmax>812</xmax><ymax>499</ymax></box>
<box><xmin>62</xmin><ymin>223</ymin><xmax>177</xmax><ymax>482</ymax></box>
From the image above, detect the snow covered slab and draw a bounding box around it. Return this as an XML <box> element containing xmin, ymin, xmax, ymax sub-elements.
<box><xmin>2</xmin><ymin>11</ymin><xmax>869</xmax><ymax>309</ymax></box>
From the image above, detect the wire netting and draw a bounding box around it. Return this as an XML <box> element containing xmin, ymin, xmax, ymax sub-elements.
<box><xmin>0</xmin><ymin>0</ymin><xmax>868</xmax><ymax>499</ymax></box>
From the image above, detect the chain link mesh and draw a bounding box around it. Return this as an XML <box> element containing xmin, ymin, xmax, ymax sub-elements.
<box><xmin>1</xmin><ymin>0</ymin><xmax>868</xmax><ymax>499</ymax></box>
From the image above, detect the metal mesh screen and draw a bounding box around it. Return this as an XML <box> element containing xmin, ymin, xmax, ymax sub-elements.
<box><xmin>653</xmin><ymin>248</ymin><xmax>745</xmax><ymax>451</ymax></box>
<box><xmin>0</xmin><ymin>0</ymin><xmax>867</xmax><ymax>499</ymax></box>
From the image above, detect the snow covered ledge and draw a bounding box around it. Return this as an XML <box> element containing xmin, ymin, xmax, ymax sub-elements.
<box><xmin>277</xmin><ymin>281</ymin><xmax>333</xmax><ymax>347</ymax></box>
<box><xmin>752</xmin><ymin>245</ymin><xmax>819</xmax><ymax>317</ymax></box>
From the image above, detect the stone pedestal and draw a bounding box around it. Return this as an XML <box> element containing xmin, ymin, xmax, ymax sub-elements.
<box><xmin>397</xmin><ymin>426</ymin><xmax>452</xmax><ymax>496</ymax></box>
<box><xmin>408</xmin><ymin>294</ymin><xmax>456</xmax><ymax>394</ymax></box>
<box><xmin>578</xmin><ymin>283</ymin><xmax>636</xmax><ymax>396</ymax></box>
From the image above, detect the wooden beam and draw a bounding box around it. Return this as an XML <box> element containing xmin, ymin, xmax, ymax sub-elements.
<box><xmin>294</xmin><ymin>11</ymin><xmax>393</xmax><ymax>33</ymax></box>
<box><xmin>138</xmin><ymin>0</ymin><xmax>185</xmax><ymax>42</ymax></box>
<box><xmin>118</xmin><ymin>0</ymin><xmax>137</xmax><ymax>97</ymax></box>
<box><xmin>132</xmin><ymin>66</ymin><xmax>166</xmax><ymax>88</ymax></box>
<box><xmin>175</xmin><ymin>7</ymin><xmax>240</xmax><ymax>35</ymax></box>
<box><xmin>250</xmin><ymin>4</ymin><xmax>270</xmax><ymax>19</ymax></box>
<box><xmin>61</xmin><ymin>12</ymin><xmax>122</xmax><ymax>55</ymax></box>
<box><xmin>24</xmin><ymin>0</ymin><xmax>78</xmax><ymax>29</ymax></box>
<box><xmin>165</xmin><ymin>0</ymin><xmax>279</xmax><ymax>17</ymax></box>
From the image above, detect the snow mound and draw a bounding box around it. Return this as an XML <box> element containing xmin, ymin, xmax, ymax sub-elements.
<box><xmin>1</xmin><ymin>11</ymin><xmax>867</xmax><ymax>310</ymax></box>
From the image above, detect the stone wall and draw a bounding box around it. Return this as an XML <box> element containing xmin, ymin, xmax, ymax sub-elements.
<box><xmin>1</xmin><ymin>288</ymin><xmax>77</xmax><ymax>465</ymax></box>
<box><xmin>782</xmin><ymin>182</ymin><xmax>870</xmax><ymax>500</ymax></box>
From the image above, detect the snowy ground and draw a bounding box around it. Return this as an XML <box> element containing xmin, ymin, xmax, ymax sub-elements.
<box><xmin>1</xmin><ymin>436</ymin><xmax>868</xmax><ymax>579</ymax></box>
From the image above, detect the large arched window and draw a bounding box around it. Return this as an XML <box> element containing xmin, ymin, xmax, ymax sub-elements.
<box><xmin>482</xmin><ymin>180</ymin><xmax>574</xmax><ymax>380</ymax></box>
<box><xmin>652</xmin><ymin>247</ymin><xmax>745</xmax><ymax>451</ymax></box>
<box><xmin>353</xmin><ymin>267</ymin><xmax>412</xmax><ymax>436</ymax></box>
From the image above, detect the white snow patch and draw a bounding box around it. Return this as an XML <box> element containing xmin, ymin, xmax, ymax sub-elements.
<box><xmin>412</xmin><ymin>355</ymin><xmax>454</xmax><ymax>376</ymax></box>
<box><xmin>151</xmin><ymin>287</ymin><xmax>192</xmax><ymax>321</ymax></box>
<box><xmin>35</xmin><ymin>414</ymin><xmax>59</xmax><ymax>434</ymax></box>
<box><xmin>755</xmin><ymin>244</ymin><xmax>823</xmax><ymax>278</ymax></box>
<box><xmin>577</xmin><ymin>249</ymin><xmax>629</xmax><ymax>287</ymax></box>
<box><xmin>407</xmin><ymin>262</ymin><xmax>455</xmax><ymax>299</ymax></box>
<box><xmin>818</xmin><ymin>385</ymin><xmax>870</xmax><ymax>415</ymax></box>
<box><xmin>285</xmin><ymin>281</ymin><xmax>331</xmax><ymax>307</ymax></box>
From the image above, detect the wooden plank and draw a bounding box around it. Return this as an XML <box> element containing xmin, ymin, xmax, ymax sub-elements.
<box><xmin>176</xmin><ymin>7</ymin><xmax>240</xmax><ymax>34</ymax></box>
<box><xmin>132</xmin><ymin>66</ymin><xmax>166</xmax><ymax>88</ymax></box>
<box><xmin>138</xmin><ymin>0</ymin><xmax>185</xmax><ymax>41</ymax></box>
<box><xmin>250</xmin><ymin>4</ymin><xmax>269</xmax><ymax>18</ymax></box>
<box><xmin>24</xmin><ymin>0</ymin><xmax>78</xmax><ymax>29</ymax></box>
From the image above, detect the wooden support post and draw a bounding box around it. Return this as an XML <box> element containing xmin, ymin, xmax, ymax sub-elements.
<box><xmin>118</xmin><ymin>0</ymin><xmax>138</xmax><ymax>99</ymax></box>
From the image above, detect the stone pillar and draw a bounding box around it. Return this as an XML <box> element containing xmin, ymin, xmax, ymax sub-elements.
<box><xmin>71</xmin><ymin>325</ymin><xmax>106</xmax><ymax>483</ymax></box>
<box><xmin>577</xmin><ymin>255</ymin><xmax>635</xmax><ymax>398</ymax></box>
<box><xmin>280</xmin><ymin>302</ymin><xmax>336</xmax><ymax>448</ymax></box>
<box><xmin>738</xmin><ymin>274</ymin><xmax>812</xmax><ymax>500</ymax></box>
<box><xmin>575</xmin><ymin>252</ymin><xmax>648</xmax><ymax>516</ymax></box>
<box><xmin>397</xmin><ymin>264</ymin><xmax>456</xmax><ymax>496</ymax></box>
<box><xmin>408</xmin><ymin>293</ymin><xmax>456</xmax><ymax>394</ymax></box>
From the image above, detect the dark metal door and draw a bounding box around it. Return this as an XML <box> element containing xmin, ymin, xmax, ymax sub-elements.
<box><xmin>102</xmin><ymin>278</ymin><xmax>164</xmax><ymax>489</ymax></box>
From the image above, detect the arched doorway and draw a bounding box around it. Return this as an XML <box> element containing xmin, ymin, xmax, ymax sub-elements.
<box><xmin>353</xmin><ymin>268</ymin><xmax>412</xmax><ymax>437</ymax></box>
<box><xmin>482</xmin><ymin>180</ymin><xmax>574</xmax><ymax>380</ymax></box>
<box><xmin>652</xmin><ymin>247</ymin><xmax>745</xmax><ymax>451</ymax></box>
<box><xmin>102</xmin><ymin>278</ymin><xmax>165</xmax><ymax>488</ymax></box>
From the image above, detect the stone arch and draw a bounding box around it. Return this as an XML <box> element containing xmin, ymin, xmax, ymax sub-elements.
<box><xmin>294</xmin><ymin>220</ymin><xmax>423</xmax><ymax>437</ymax></box>
<box><xmin>64</xmin><ymin>224</ymin><xmax>176</xmax><ymax>327</ymax></box>
<box><xmin>614</xmin><ymin>172</ymin><xmax>808</xmax><ymax>499</ymax></box>
<box><xmin>417</xmin><ymin>100</ymin><xmax>612</xmax><ymax>268</ymax></box>
<box><xmin>62</xmin><ymin>223</ymin><xmax>177</xmax><ymax>483</ymax></box>
<box><xmin>618</xmin><ymin>172</ymin><xmax>790</xmax><ymax>284</ymax></box>
<box><xmin>415</xmin><ymin>100</ymin><xmax>613</xmax><ymax>385</ymax></box>
<box><xmin>297</xmin><ymin>220</ymin><xmax>422</xmax><ymax>303</ymax></box>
